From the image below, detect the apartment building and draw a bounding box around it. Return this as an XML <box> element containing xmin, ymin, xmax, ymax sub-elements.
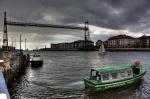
<box><xmin>138</xmin><ymin>35</ymin><xmax>150</xmax><ymax>48</ymax></box>
<box><xmin>51</xmin><ymin>40</ymin><xmax>94</xmax><ymax>50</ymax></box>
<box><xmin>95</xmin><ymin>40</ymin><xmax>102</xmax><ymax>47</ymax></box>
<box><xmin>51</xmin><ymin>42</ymin><xmax>73</xmax><ymax>50</ymax></box>
<box><xmin>108</xmin><ymin>35</ymin><xmax>135</xmax><ymax>48</ymax></box>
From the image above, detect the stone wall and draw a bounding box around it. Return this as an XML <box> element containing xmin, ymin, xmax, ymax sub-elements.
<box><xmin>0</xmin><ymin>50</ymin><xmax>30</xmax><ymax>87</ymax></box>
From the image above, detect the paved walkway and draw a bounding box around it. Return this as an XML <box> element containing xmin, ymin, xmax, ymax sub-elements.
<box><xmin>0</xmin><ymin>70</ymin><xmax>10</xmax><ymax>99</ymax></box>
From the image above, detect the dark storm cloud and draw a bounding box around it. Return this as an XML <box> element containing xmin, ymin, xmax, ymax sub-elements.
<box><xmin>1</xmin><ymin>0</ymin><xmax>150</xmax><ymax>32</ymax></box>
<box><xmin>32</xmin><ymin>0</ymin><xmax>150</xmax><ymax>33</ymax></box>
<box><xmin>0</xmin><ymin>0</ymin><xmax>150</xmax><ymax>45</ymax></box>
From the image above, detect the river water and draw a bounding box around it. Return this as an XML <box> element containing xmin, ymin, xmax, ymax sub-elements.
<box><xmin>9</xmin><ymin>51</ymin><xmax>150</xmax><ymax>99</ymax></box>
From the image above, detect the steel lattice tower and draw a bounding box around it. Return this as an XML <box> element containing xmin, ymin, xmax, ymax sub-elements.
<box><xmin>3</xmin><ymin>12</ymin><xmax>8</xmax><ymax>49</ymax></box>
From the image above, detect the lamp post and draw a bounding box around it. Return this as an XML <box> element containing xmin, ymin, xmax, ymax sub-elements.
<box><xmin>20</xmin><ymin>35</ymin><xmax>22</xmax><ymax>53</ymax></box>
<box><xmin>25</xmin><ymin>38</ymin><xmax>26</xmax><ymax>50</ymax></box>
<box><xmin>11</xmin><ymin>37</ymin><xmax>13</xmax><ymax>47</ymax></box>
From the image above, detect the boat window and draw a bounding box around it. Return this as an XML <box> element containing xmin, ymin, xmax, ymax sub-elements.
<box><xmin>102</xmin><ymin>73</ymin><xmax>109</xmax><ymax>81</ymax></box>
<box><xmin>91</xmin><ymin>71</ymin><xmax>96</xmax><ymax>76</ymax></box>
<box><xmin>111</xmin><ymin>72</ymin><xmax>118</xmax><ymax>79</ymax></box>
<box><xmin>126</xmin><ymin>69</ymin><xmax>132</xmax><ymax>76</ymax></box>
<box><xmin>119</xmin><ymin>70</ymin><xmax>126</xmax><ymax>78</ymax></box>
<box><xmin>90</xmin><ymin>70</ymin><xmax>97</xmax><ymax>80</ymax></box>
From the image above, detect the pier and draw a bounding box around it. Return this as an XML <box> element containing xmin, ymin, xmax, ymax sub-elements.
<box><xmin>0</xmin><ymin>46</ymin><xmax>30</xmax><ymax>98</ymax></box>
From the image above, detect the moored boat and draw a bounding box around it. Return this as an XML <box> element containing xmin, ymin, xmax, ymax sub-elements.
<box><xmin>30</xmin><ymin>53</ymin><xmax>43</xmax><ymax>67</ymax></box>
<box><xmin>83</xmin><ymin>61</ymin><xmax>146</xmax><ymax>91</ymax></box>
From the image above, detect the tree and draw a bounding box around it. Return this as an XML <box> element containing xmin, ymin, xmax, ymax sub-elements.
<box><xmin>134</xmin><ymin>41</ymin><xmax>140</xmax><ymax>48</ymax></box>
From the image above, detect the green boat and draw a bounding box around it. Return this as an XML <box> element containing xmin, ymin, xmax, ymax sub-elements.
<box><xmin>83</xmin><ymin>61</ymin><xmax>147</xmax><ymax>91</ymax></box>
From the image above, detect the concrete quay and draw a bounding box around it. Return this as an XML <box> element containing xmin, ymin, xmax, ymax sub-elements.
<box><xmin>0</xmin><ymin>47</ymin><xmax>30</xmax><ymax>98</ymax></box>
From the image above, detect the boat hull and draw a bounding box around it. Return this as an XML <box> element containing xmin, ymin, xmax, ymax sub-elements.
<box><xmin>99</xmin><ymin>52</ymin><xmax>107</xmax><ymax>55</ymax></box>
<box><xmin>30</xmin><ymin>60</ymin><xmax>43</xmax><ymax>67</ymax></box>
<box><xmin>83</xmin><ymin>67</ymin><xmax>146</xmax><ymax>91</ymax></box>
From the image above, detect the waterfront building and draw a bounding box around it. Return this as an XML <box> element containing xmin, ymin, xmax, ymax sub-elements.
<box><xmin>108</xmin><ymin>35</ymin><xmax>135</xmax><ymax>48</ymax></box>
<box><xmin>51</xmin><ymin>40</ymin><xmax>94</xmax><ymax>50</ymax></box>
<box><xmin>104</xmin><ymin>41</ymin><xmax>108</xmax><ymax>48</ymax></box>
<box><xmin>73</xmin><ymin>40</ymin><xmax>94</xmax><ymax>49</ymax></box>
<box><xmin>51</xmin><ymin>43</ymin><xmax>58</xmax><ymax>50</ymax></box>
<box><xmin>51</xmin><ymin>42</ymin><xmax>74</xmax><ymax>50</ymax></box>
<box><xmin>95</xmin><ymin>40</ymin><xmax>102</xmax><ymax>47</ymax></box>
<box><xmin>138</xmin><ymin>35</ymin><xmax>150</xmax><ymax>48</ymax></box>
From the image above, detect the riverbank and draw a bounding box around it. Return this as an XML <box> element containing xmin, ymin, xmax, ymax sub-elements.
<box><xmin>106</xmin><ymin>48</ymin><xmax>150</xmax><ymax>51</ymax></box>
<box><xmin>4</xmin><ymin>52</ymin><xmax>30</xmax><ymax>87</ymax></box>
<box><xmin>38</xmin><ymin>48</ymin><xmax>150</xmax><ymax>51</ymax></box>
<box><xmin>0</xmin><ymin>49</ymin><xmax>30</xmax><ymax>98</ymax></box>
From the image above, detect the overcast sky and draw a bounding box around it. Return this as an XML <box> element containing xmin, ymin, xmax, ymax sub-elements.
<box><xmin>0</xmin><ymin>0</ymin><xmax>150</xmax><ymax>50</ymax></box>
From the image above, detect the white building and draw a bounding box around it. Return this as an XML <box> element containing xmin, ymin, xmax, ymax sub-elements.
<box><xmin>108</xmin><ymin>35</ymin><xmax>135</xmax><ymax>48</ymax></box>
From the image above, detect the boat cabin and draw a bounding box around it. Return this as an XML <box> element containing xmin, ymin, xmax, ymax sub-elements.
<box><xmin>33</xmin><ymin>54</ymin><xmax>40</xmax><ymax>57</ymax></box>
<box><xmin>30</xmin><ymin>53</ymin><xmax>43</xmax><ymax>67</ymax></box>
<box><xmin>90</xmin><ymin>64</ymin><xmax>141</xmax><ymax>82</ymax></box>
<box><xmin>31</xmin><ymin>53</ymin><xmax>43</xmax><ymax>61</ymax></box>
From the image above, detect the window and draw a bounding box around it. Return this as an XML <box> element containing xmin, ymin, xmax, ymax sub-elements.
<box><xmin>91</xmin><ymin>71</ymin><xmax>96</xmax><ymax>76</ymax></box>
<box><xmin>119</xmin><ymin>70</ymin><xmax>126</xmax><ymax>78</ymax></box>
<box><xmin>126</xmin><ymin>69</ymin><xmax>132</xmax><ymax>76</ymax></box>
<box><xmin>111</xmin><ymin>72</ymin><xmax>118</xmax><ymax>79</ymax></box>
<box><xmin>90</xmin><ymin>70</ymin><xmax>97</xmax><ymax>80</ymax></box>
<box><xmin>102</xmin><ymin>73</ymin><xmax>109</xmax><ymax>81</ymax></box>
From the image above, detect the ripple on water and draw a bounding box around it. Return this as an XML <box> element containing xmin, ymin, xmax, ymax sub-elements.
<box><xmin>9</xmin><ymin>51</ymin><xmax>150</xmax><ymax>99</ymax></box>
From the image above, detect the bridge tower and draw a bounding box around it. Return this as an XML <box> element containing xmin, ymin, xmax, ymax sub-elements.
<box><xmin>3</xmin><ymin>12</ymin><xmax>8</xmax><ymax>50</ymax></box>
<box><xmin>84</xmin><ymin>21</ymin><xmax>90</xmax><ymax>44</ymax></box>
